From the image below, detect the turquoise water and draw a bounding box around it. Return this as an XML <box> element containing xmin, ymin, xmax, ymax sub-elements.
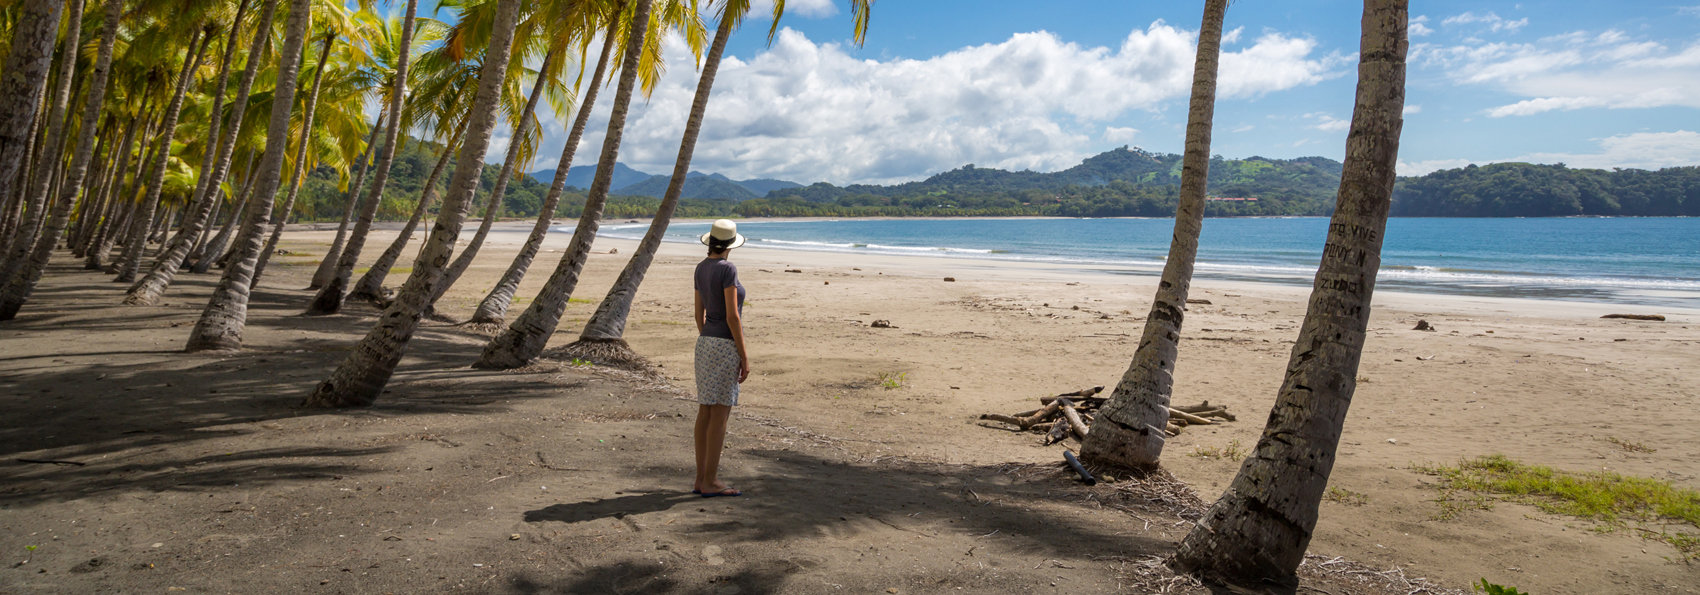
<box><xmin>588</xmin><ymin>218</ymin><xmax>1700</xmax><ymax>307</ymax></box>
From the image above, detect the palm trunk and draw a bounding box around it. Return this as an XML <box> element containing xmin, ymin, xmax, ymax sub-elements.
<box><xmin>83</xmin><ymin>115</ymin><xmax>141</xmax><ymax>269</ymax></box>
<box><xmin>95</xmin><ymin>105</ymin><xmax>160</xmax><ymax>271</ymax></box>
<box><xmin>251</xmin><ymin>32</ymin><xmax>336</xmax><ymax>287</ymax></box>
<box><xmin>0</xmin><ymin>0</ymin><xmax>69</xmax><ymax>263</ymax></box>
<box><xmin>301</xmin><ymin>0</ymin><xmax>420</xmax><ymax>316</ymax></box>
<box><xmin>184</xmin><ymin>0</ymin><xmax>317</xmax><ymax>352</ymax></box>
<box><xmin>301</xmin><ymin>0</ymin><xmax>555</xmax><ymax>406</ymax></box>
<box><xmin>1171</xmin><ymin>1</ymin><xmax>1408</xmax><ymax>588</ymax></box>
<box><xmin>567</xmin><ymin>13</ymin><xmax>736</xmax><ymax>359</ymax></box>
<box><xmin>69</xmin><ymin>122</ymin><xmax>115</xmax><ymax>253</ymax></box>
<box><xmin>127</xmin><ymin>11</ymin><xmax>268</xmax><ymax>304</ymax></box>
<box><xmin>180</xmin><ymin>0</ymin><xmax>278</xmax><ymax>266</ymax></box>
<box><xmin>1078</xmin><ymin>0</ymin><xmax>1225</xmax><ymax>471</ymax></box>
<box><xmin>473</xmin><ymin>1</ymin><xmax>648</xmax><ymax>369</ymax></box>
<box><xmin>115</xmin><ymin>28</ymin><xmax>213</xmax><ymax>283</ymax></box>
<box><xmin>183</xmin><ymin>0</ymin><xmax>251</xmax><ymax>224</ymax></box>
<box><xmin>0</xmin><ymin>0</ymin><xmax>121</xmax><ymax>320</ymax></box>
<box><xmin>470</xmin><ymin>31</ymin><xmax>617</xmax><ymax>327</ymax></box>
<box><xmin>307</xmin><ymin>108</ymin><xmax>386</xmax><ymax>290</ymax></box>
<box><xmin>188</xmin><ymin>193</ymin><xmax>221</xmax><ymax>258</ymax></box>
<box><xmin>0</xmin><ymin>0</ymin><xmax>85</xmax><ymax>289</ymax></box>
<box><xmin>345</xmin><ymin>116</ymin><xmax>465</xmax><ymax>305</ymax></box>
<box><xmin>425</xmin><ymin>51</ymin><xmax>557</xmax><ymax>314</ymax></box>
<box><xmin>191</xmin><ymin>149</ymin><xmax>257</xmax><ymax>273</ymax></box>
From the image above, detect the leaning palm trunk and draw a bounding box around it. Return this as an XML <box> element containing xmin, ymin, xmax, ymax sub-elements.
<box><xmin>0</xmin><ymin>0</ymin><xmax>69</xmax><ymax>268</ymax></box>
<box><xmin>1078</xmin><ymin>0</ymin><xmax>1226</xmax><ymax>471</ymax></box>
<box><xmin>0</xmin><ymin>0</ymin><xmax>87</xmax><ymax>285</ymax></box>
<box><xmin>69</xmin><ymin>126</ymin><xmax>114</xmax><ymax>254</ymax></box>
<box><xmin>187</xmin><ymin>195</ymin><xmax>221</xmax><ymax>258</ymax></box>
<box><xmin>0</xmin><ymin>0</ymin><xmax>122</xmax><ymax>320</ymax></box>
<box><xmin>128</xmin><ymin>15</ymin><xmax>273</xmax><ymax>304</ymax></box>
<box><xmin>302</xmin><ymin>43</ymin><xmax>419</xmax><ymax>316</ymax></box>
<box><xmin>115</xmin><ymin>29</ymin><xmax>214</xmax><ymax>284</ymax></box>
<box><xmin>303</xmin><ymin>0</ymin><xmax>531</xmax><ymax>407</ymax></box>
<box><xmin>424</xmin><ymin>52</ymin><xmax>557</xmax><ymax>315</ymax></box>
<box><xmin>84</xmin><ymin>110</ymin><xmax>148</xmax><ymax>270</ymax></box>
<box><xmin>345</xmin><ymin>118</ymin><xmax>465</xmax><ymax>305</ymax></box>
<box><xmin>307</xmin><ymin>110</ymin><xmax>386</xmax><ymax>290</ymax></box>
<box><xmin>1170</xmin><ymin>1</ymin><xmax>1408</xmax><ymax>588</ymax></box>
<box><xmin>251</xmin><ymin>33</ymin><xmax>337</xmax><ymax>287</ymax></box>
<box><xmin>192</xmin><ymin>150</ymin><xmax>257</xmax><ymax>273</ymax></box>
<box><xmin>123</xmin><ymin>0</ymin><xmax>267</xmax><ymax>304</ymax></box>
<box><xmin>183</xmin><ymin>0</ymin><xmax>317</xmax><ymax>352</ymax></box>
<box><xmin>560</xmin><ymin>14</ymin><xmax>737</xmax><ymax>365</ymax></box>
<box><xmin>468</xmin><ymin>40</ymin><xmax>614</xmax><ymax>328</ymax></box>
<box><xmin>109</xmin><ymin>109</ymin><xmax>167</xmax><ymax>270</ymax></box>
<box><xmin>472</xmin><ymin>1</ymin><xmax>651</xmax><ymax>369</ymax></box>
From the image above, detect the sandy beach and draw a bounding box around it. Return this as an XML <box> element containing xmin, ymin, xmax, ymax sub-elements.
<box><xmin>2</xmin><ymin>220</ymin><xmax>1696</xmax><ymax>594</ymax></box>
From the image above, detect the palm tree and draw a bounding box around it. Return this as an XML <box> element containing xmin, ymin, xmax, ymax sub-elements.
<box><xmin>1170</xmin><ymin>0</ymin><xmax>1409</xmax><ymax>588</ymax></box>
<box><xmin>471</xmin><ymin>0</ymin><xmax>662</xmax><ymax>369</ymax></box>
<box><xmin>421</xmin><ymin>50</ymin><xmax>563</xmax><ymax>312</ymax></box>
<box><xmin>303</xmin><ymin>4</ymin><xmax>427</xmax><ymax>316</ymax></box>
<box><xmin>1078</xmin><ymin>0</ymin><xmax>1226</xmax><ymax>471</ymax></box>
<box><xmin>303</xmin><ymin>0</ymin><xmax>538</xmax><ymax>407</ymax></box>
<box><xmin>555</xmin><ymin>0</ymin><xmax>873</xmax><ymax>366</ymax></box>
<box><xmin>124</xmin><ymin>1</ymin><xmax>277</xmax><ymax>304</ymax></box>
<box><xmin>183</xmin><ymin>0</ymin><xmax>322</xmax><ymax>352</ymax></box>
<box><xmin>0</xmin><ymin>0</ymin><xmax>87</xmax><ymax>284</ymax></box>
<box><xmin>307</xmin><ymin>106</ymin><xmax>385</xmax><ymax>289</ymax></box>
<box><xmin>84</xmin><ymin>86</ymin><xmax>157</xmax><ymax>271</ymax></box>
<box><xmin>465</xmin><ymin>3</ymin><xmax>622</xmax><ymax>329</ymax></box>
<box><xmin>251</xmin><ymin>28</ymin><xmax>342</xmax><ymax>286</ymax></box>
<box><xmin>0</xmin><ymin>0</ymin><xmax>124</xmax><ymax>320</ymax></box>
<box><xmin>113</xmin><ymin>24</ymin><xmax>217</xmax><ymax>284</ymax></box>
<box><xmin>0</xmin><ymin>0</ymin><xmax>71</xmax><ymax>270</ymax></box>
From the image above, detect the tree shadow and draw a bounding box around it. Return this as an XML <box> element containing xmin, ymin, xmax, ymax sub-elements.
<box><xmin>522</xmin><ymin>448</ymin><xmax>1173</xmax><ymax>564</ymax></box>
<box><xmin>502</xmin><ymin>561</ymin><xmax>791</xmax><ymax>595</ymax></box>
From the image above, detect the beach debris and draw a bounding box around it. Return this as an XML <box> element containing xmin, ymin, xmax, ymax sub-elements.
<box><xmin>1063</xmin><ymin>451</ymin><xmax>1097</xmax><ymax>486</ymax></box>
<box><xmin>1415</xmin><ymin>355</ymin><xmax>1435</xmax><ymax>360</ymax></box>
<box><xmin>608</xmin><ymin>248</ymin><xmax>618</xmax><ymax>254</ymax></box>
<box><xmin>784</xmin><ymin>269</ymin><xmax>802</xmax><ymax>273</ymax></box>
<box><xmin>853</xmin><ymin>268</ymin><xmax>862</xmax><ymax>271</ymax></box>
<box><xmin>1601</xmin><ymin>313</ymin><xmax>1665</xmax><ymax>321</ymax></box>
<box><xmin>1413</xmin><ymin>319</ymin><xmax>1436</xmax><ymax>331</ymax></box>
<box><xmin>1185</xmin><ymin>298</ymin><xmax>1212</xmax><ymax>305</ymax></box>
<box><xmin>943</xmin><ymin>277</ymin><xmax>956</xmax><ymax>282</ymax></box>
<box><xmin>870</xmin><ymin>320</ymin><xmax>896</xmax><ymax>328</ymax></box>
<box><xmin>980</xmin><ymin>390</ymin><xmax>1234</xmax><ymax>442</ymax></box>
<box><xmin>824</xmin><ymin>281</ymin><xmax>829</xmax><ymax>285</ymax></box>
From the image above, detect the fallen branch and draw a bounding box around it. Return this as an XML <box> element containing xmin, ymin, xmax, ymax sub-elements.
<box><xmin>1601</xmin><ymin>313</ymin><xmax>1664</xmax><ymax>321</ymax></box>
<box><xmin>1060</xmin><ymin>401</ymin><xmax>1090</xmax><ymax>439</ymax></box>
<box><xmin>1168</xmin><ymin>408</ymin><xmax>1214</xmax><ymax>426</ymax></box>
<box><xmin>16</xmin><ymin>459</ymin><xmax>86</xmax><ymax>466</ymax></box>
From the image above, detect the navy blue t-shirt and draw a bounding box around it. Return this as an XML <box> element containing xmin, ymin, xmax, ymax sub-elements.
<box><xmin>695</xmin><ymin>258</ymin><xmax>745</xmax><ymax>339</ymax></box>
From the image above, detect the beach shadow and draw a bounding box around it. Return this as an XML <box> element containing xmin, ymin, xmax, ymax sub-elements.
<box><xmin>502</xmin><ymin>561</ymin><xmax>790</xmax><ymax>595</ymax></box>
<box><xmin>524</xmin><ymin>490</ymin><xmax>701</xmax><ymax>524</ymax></box>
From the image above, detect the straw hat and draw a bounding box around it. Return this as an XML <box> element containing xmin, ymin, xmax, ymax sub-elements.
<box><xmin>699</xmin><ymin>219</ymin><xmax>746</xmax><ymax>250</ymax></box>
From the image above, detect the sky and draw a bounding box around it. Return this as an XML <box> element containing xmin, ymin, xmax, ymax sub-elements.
<box><xmin>470</xmin><ymin>0</ymin><xmax>1700</xmax><ymax>185</ymax></box>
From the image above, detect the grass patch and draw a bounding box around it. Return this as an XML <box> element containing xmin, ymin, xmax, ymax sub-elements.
<box><xmin>640</xmin><ymin>319</ymin><xmax>686</xmax><ymax>326</ymax></box>
<box><xmin>874</xmin><ymin>371</ymin><xmax>906</xmax><ymax>390</ymax></box>
<box><xmin>352</xmin><ymin>266</ymin><xmax>410</xmax><ymax>275</ymax></box>
<box><xmin>568</xmin><ymin>298</ymin><xmax>596</xmax><ymax>304</ymax></box>
<box><xmin>1414</xmin><ymin>454</ymin><xmax>1700</xmax><ymax>561</ymax></box>
<box><xmin>1188</xmin><ymin>439</ymin><xmax>1246</xmax><ymax>461</ymax></box>
<box><xmin>1325</xmin><ymin>486</ymin><xmax>1369</xmax><ymax>506</ymax></box>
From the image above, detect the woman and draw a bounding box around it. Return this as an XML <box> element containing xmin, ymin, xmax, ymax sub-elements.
<box><xmin>693</xmin><ymin>219</ymin><xmax>748</xmax><ymax>498</ymax></box>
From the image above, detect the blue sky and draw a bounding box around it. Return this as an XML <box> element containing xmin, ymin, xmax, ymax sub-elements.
<box><xmin>478</xmin><ymin>0</ymin><xmax>1700</xmax><ymax>185</ymax></box>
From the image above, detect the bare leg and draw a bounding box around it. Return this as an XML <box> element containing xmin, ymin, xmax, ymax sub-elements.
<box><xmin>694</xmin><ymin>404</ymin><xmax>711</xmax><ymax>491</ymax></box>
<box><xmin>701</xmin><ymin>404</ymin><xmax>737</xmax><ymax>495</ymax></box>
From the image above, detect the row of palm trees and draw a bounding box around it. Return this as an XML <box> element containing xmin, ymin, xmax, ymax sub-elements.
<box><xmin>0</xmin><ymin>0</ymin><xmax>1409</xmax><ymax>589</ymax></box>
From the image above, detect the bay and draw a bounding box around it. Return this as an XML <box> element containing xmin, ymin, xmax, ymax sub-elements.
<box><xmin>586</xmin><ymin>217</ymin><xmax>1700</xmax><ymax>308</ymax></box>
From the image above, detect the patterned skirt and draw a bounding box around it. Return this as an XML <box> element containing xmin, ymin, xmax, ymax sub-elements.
<box><xmin>694</xmin><ymin>336</ymin><xmax>741</xmax><ymax>406</ymax></box>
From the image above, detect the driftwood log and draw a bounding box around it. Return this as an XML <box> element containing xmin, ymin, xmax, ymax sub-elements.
<box><xmin>980</xmin><ymin>387</ymin><xmax>1233</xmax><ymax>443</ymax></box>
<box><xmin>1601</xmin><ymin>314</ymin><xmax>1665</xmax><ymax>321</ymax></box>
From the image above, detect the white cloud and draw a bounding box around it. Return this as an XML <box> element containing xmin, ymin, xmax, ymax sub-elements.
<box><xmin>545</xmin><ymin>24</ymin><xmax>1344</xmax><ymax>184</ymax></box>
<box><xmin>1410</xmin><ymin>15</ymin><xmax>1434</xmax><ymax>37</ymax></box>
<box><xmin>1231</xmin><ymin>124</ymin><xmax>1254</xmax><ymax>133</ymax></box>
<box><xmin>1678</xmin><ymin>5</ymin><xmax>1700</xmax><ymax>17</ymax></box>
<box><xmin>1305</xmin><ymin>112</ymin><xmax>1350</xmax><ymax>132</ymax></box>
<box><xmin>1414</xmin><ymin>28</ymin><xmax>1700</xmax><ymax>116</ymax></box>
<box><xmin>1221</xmin><ymin>26</ymin><xmax>1243</xmax><ymax>45</ymax></box>
<box><xmin>1403</xmin><ymin>104</ymin><xmax>1422</xmax><ymax>114</ymax></box>
<box><xmin>1442</xmin><ymin>11</ymin><xmax>1529</xmax><ymax>33</ymax></box>
<box><xmin>1103</xmin><ymin>126</ymin><xmax>1139</xmax><ymax>143</ymax></box>
<box><xmin>1397</xmin><ymin>130</ymin><xmax>1700</xmax><ymax>175</ymax></box>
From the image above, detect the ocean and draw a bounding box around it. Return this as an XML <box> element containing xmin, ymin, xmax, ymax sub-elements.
<box><xmin>586</xmin><ymin>217</ymin><xmax>1700</xmax><ymax>308</ymax></box>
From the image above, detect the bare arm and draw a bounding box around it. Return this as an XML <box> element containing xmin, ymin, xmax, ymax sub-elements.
<box><xmin>724</xmin><ymin>285</ymin><xmax>749</xmax><ymax>383</ymax></box>
<box><xmin>693</xmin><ymin>289</ymin><xmax>705</xmax><ymax>334</ymax></box>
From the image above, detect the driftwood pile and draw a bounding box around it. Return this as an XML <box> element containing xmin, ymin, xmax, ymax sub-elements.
<box><xmin>980</xmin><ymin>386</ymin><xmax>1236</xmax><ymax>443</ymax></box>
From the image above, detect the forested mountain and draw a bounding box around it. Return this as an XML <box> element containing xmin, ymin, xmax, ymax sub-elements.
<box><xmin>297</xmin><ymin>144</ymin><xmax>1697</xmax><ymax>222</ymax></box>
<box><xmin>1391</xmin><ymin>163</ymin><xmax>1700</xmax><ymax>217</ymax></box>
